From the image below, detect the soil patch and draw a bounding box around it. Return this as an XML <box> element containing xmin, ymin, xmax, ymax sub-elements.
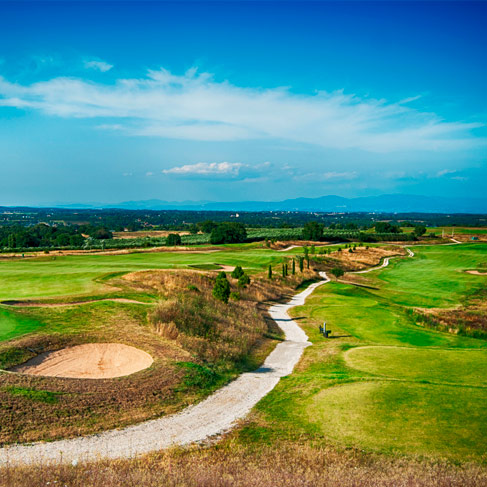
<box><xmin>466</xmin><ymin>270</ymin><xmax>487</xmax><ymax>276</ymax></box>
<box><xmin>9</xmin><ymin>343</ymin><xmax>154</xmax><ymax>379</ymax></box>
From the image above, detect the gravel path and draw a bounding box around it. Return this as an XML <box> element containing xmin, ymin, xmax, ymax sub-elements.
<box><xmin>0</xmin><ymin>273</ymin><xmax>329</xmax><ymax>466</ymax></box>
<box><xmin>351</xmin><ymin>257</ymin><xmax>390</xmax><ymax>274</ymax></box>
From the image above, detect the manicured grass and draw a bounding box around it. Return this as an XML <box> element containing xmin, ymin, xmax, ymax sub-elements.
<box><xmin>371</xmin><ymin>243</ymin><xmax>487</xmax><ymax>308</ymax></box>
<box><xmin>308</xmin><ymin>381</ymin><xmax>487</xmax><ymax>459</ymax></box>
<box><xmin>0</xmin><ymin>248</ymin><xmax>287</xmax><ymax>301</ymax></box>
<box><xmin>0</xmin><ymin>308</ymin><xmax>45</xmax><ymax>342</ymax></box>
<box><xmin>248</xmin><ymin>243</ymin><xmax>487</xmax><ymax>462</ymax></box>
<box><xmin>345</xmin><ymin>346</ymin><xmax>487</xmax><ymax>386</ymax></box>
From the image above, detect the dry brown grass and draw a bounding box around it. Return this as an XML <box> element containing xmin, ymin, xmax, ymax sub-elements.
<box><xmin>321</xmin><ymin>245</ymin><xmax>405</xmax><ymax>271</ymax></box>
<box><xmin>2</xmin><ymin>441</ymin><xmax>485</xmax><ymax>487</ymax></box>
<box><xmin>113</xmin><ymin>230</ymin><xmax>190</xmax><ymax>239</ymax></box>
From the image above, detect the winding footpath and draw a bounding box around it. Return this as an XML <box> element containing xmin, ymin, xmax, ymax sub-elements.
<box><xmin>0</xmin><ymin>273</ymin><xmax>329</xmax><ymax>466</ymax></box>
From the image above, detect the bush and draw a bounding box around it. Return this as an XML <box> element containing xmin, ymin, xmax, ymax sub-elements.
<box><xmin>330</xmin><ymin>267</ymin><xmax>344</xmax><ymax>280</ymax></box>
<box><xmin>213</xmin><ymin>272</ymin><xmax>231</xmax><ymax>303</ymax></box>
<box><xmin>237</xmin><ymin>274</ymin><xmax>251</xmax><ymax>288</ymax></box>
<box><xmin>166</xmin><ymin>233</ymin><xmax>182</xmax><ymax>246</ymax></box>
<box><xmin>229</xmin><ymin>291</ymin><xmax>240</xmax><ymax>301</ymax></box>
<box><xmin>231</xmin><ymin>265</ymin><xmax>244</xmax><ymax>279</ymax></box>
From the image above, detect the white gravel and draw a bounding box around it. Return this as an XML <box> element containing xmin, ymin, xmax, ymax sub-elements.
<box><xmin>351</xmin><ymin>257</ymin><xmax>390</xmax><ymax>274</ymax></box>
<box><xmin>0</xmin><ymin>273</ymin><xmax>329</xmax><ymax>466</ymax></box>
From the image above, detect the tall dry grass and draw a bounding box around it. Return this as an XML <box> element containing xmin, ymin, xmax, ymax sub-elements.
<box><xmin>2</xmin><ymin>442</ymin><xmax>485</xmax><ymax>487</ymax></box>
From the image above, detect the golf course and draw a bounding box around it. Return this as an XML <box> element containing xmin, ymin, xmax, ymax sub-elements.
<box><xmin>0</xmin><ymin>240</ymin><xmax>485</xmax><ymax>473</ymax></box>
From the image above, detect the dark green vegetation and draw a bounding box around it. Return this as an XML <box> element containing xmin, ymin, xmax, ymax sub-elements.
<box><xmin>248</xmin><ymin>243</ymin><xmax>487</xmax><ymax>461</ymax></box>
<box><xmin>2</xmin><ymin>207</ymin><xmax>486</xmax><ymax>252</ymax></box>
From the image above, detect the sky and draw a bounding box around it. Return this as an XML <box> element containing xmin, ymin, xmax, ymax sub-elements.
<box><xmin>0</xmin><ymin>0</ymin><xmax>486</xmax><ymax>206</ymax></box>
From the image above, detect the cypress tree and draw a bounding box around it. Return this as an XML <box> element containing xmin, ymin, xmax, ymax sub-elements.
<box><xmin>268</xmin><ymin>265</ymin><xmax>272</xmax><ymax>279</ymax></box>
<box><xmin>292</xmin><ymin>259</ymin><xmax>296</xmax><ymax>275</ymax></box>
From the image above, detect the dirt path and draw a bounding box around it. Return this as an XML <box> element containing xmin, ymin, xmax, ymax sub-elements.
<box><xmin>0</xmin><ymin>273</ymin><xmax>330</xmax><ymax>466</ymax></box>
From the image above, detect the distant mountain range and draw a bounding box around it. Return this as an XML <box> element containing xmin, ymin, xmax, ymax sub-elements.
<box><xmin>42</xmin><ymin>194</ymin><xmax>487</xmax><ymax>214</ymax></box>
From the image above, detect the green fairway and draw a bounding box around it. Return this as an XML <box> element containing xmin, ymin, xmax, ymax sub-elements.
<box><xmin>371</xmin><ymin>243</ymin><xmax>487</xmax><ymax>307</ymax></box>
<box><xmin>0</xmin><ymin>248</ymin><xmax>285</xmax><ymax>301</ymax></box>
<box><xmin>251</xmin><ymin>242</ymin><xmax>487</xmax><ymax>461</ymax></box>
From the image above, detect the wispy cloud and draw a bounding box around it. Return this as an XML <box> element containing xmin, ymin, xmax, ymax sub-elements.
<box><xmin>83</xmin><ymin>59</ymin><xmax>113</xmax><ymax>72</ymax></box>
<box><xmin>0</xmin><ymin>67</ymin><xmax>483</xmax><ymax>152</ymax></box>
<box><xmin>436</xmin><ymin>168</ymin><xmax>456</xmax><ymax>177</ymax></box>
<box><xmin>163</xmin><ymin>162</ymin><xmax>243</xmax><ymax>176</ymax></box>
<box><xmin>322</xmin><ymin>171</ymin><xmax>358</xmax><ymax>181</ymax></box>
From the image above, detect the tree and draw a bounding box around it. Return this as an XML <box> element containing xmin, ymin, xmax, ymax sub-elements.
<box><xmin>210</xmin><ymin>222</ymin><xmax>247</xmax><ymax>244</ymax></box>
<box><xmin>302</xmin><ymin>221</ymin><xmax>324</xmax><ymax>241</ymax></box>
<box><xmin>282</xmin><ymin>263</ymin><xmax>286</xmax><ymax>277</ymax></box>
<box><xmin>231</xmin><ymin>265</ymin><xmax>244</xmax><ymax>279</ymax></box>
<box><xmin>7</xmin><ymin>234</ymin><xmax>15</xmax><ymax>248</ymax></box>
<box><xmin>199</xmin><ymin>220</ymin><xmax>218</xmax><ymax>234</ymax></box>
<box><xmin>299</xmin><ymin>256</ymin><xmax>304</xmax><ymax>273</ymax></box>
<box><xmin>93</xmin><ymin>227</ymin><xmax>112</xmax><ymax>239</ymax></box>
<box><xmin>292</xmin><ymin>259</ymin><xmax>296</xmax><ymax>275</ymax></box>
<box><xmin>413</xmin><ymin>225</ymin><xmax>427</xmax><ymax>237</ymax></box>
<box><xmin>330</xmin><ymin>267</ymin><xmax>344</xmax><ymax>280</ymax></box>
<box><xmin>213</xmin><ymin>272</ymin><xmax>230</xmax><ymax>303</ymax></box>
<box><xmin>268</xmin><ymin>265</ymin><xmax>272</xmax><ymax>279</ymax></box>
<box><xmin>237</xmin><ymin>273</ymin><xmax>250</xmax><ymax>288</ymax></box>
<box><xmin>166</xmin><ymin>233</ymin><xmax>182</xmax><ymax>246</ymax></box>
<box><xmin>375</xmin><ymin>222</ymin><xmax>401</xmax><ymax>234</ymax></box>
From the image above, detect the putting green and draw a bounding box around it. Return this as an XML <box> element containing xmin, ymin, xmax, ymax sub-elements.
<box><xmin>308</xmin><ymin>381</ymin><xmax>487</xmax><ymax>460</ymax></box>
<box><xmin>345</xmin><ymin>346</ymin><xmax>487</xmax><ymax>387</ymax></box>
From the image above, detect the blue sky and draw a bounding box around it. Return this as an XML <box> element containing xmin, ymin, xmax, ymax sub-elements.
<box><xmin>0</xmin><ymin>0</ymin><xmax>486</xmax><ymax>205</ymax></box>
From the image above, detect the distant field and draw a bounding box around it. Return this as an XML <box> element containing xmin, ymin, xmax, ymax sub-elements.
<box><xmin>426</xmin><ymin>226</ymin><xmax>487</xmax><ymax>235</ymax></box>
<box><xmin>256</xmin><ymin>242</ymin><xmax>487</xmax><ymax>461</ymax></box>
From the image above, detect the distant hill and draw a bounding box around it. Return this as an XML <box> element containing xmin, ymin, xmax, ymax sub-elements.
<box><xmin>48</xmin><ymin>194</ymin><xmax>487</xmax><ymax>214</ymax></box>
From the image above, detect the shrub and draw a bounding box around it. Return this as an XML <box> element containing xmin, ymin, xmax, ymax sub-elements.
<box><xmin>213</xmin><ymin>272</ymin><xmax>231</xmax><ymax>303</ymax></box>
<box><xmin>231</xmin><ymin>265</ymin><xmax>244</xmax><ymax>279</ymax></box>
<box><xmin>330</xmin><ymin>267</ymin><xmax>344</xmax><ymax>280</ymax></box>
<box><xmin>187</xmin><ymin>284</ymin><xmax>200</xmax><ymax>292</ymax></box>
<box><xmin>230</xmin><ymin>291</ymin><xmax>240</xmax><ymax>301</ymax></box>
<box><xmin>237</xmin><ymin>274</ymin><xmax>250</xmax><ymax>288</ymax></box>
<box><xmin>154</xmin><ymin>321</ymin><xmax>179</xmax><ymax>340</ymax></box>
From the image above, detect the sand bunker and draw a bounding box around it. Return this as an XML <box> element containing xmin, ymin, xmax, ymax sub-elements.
<box><xmin>466</xmin><ymin>270</ymin><xmax>487</xmax><ymax>275</ymax></box>
<box><xmin>10</xmin><ymin>343</ymin><xmax>153</xmax><ymax>379</ymax></box>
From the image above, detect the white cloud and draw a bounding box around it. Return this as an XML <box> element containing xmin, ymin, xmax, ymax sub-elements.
<box><xmin>83</xmin><ymin>59</ymin><xmax>113</xmax><ymax>72</ymax></box>
<box><xmin>0</xmin><ymin>67</ymin><xmax>483</xmax><ymax>152</ymax></box>
<box><xmin>436</xmin><ymin>169</ymin><xmax>456</xmax><ymax>177</ymax></box>
<box><xmin>322</xmin><ymin>171</ymin><xmax>358</xmax><ymax>181</ymax></box>
<box><xmin>146</xmin><ymin>171</ymin><xmax>154</xmax><ymax>176</ymax></box>
<box><xmin>163</xmin><ymin>162</ymin><xmax>243</xmax><ymax>176</ymax></box>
